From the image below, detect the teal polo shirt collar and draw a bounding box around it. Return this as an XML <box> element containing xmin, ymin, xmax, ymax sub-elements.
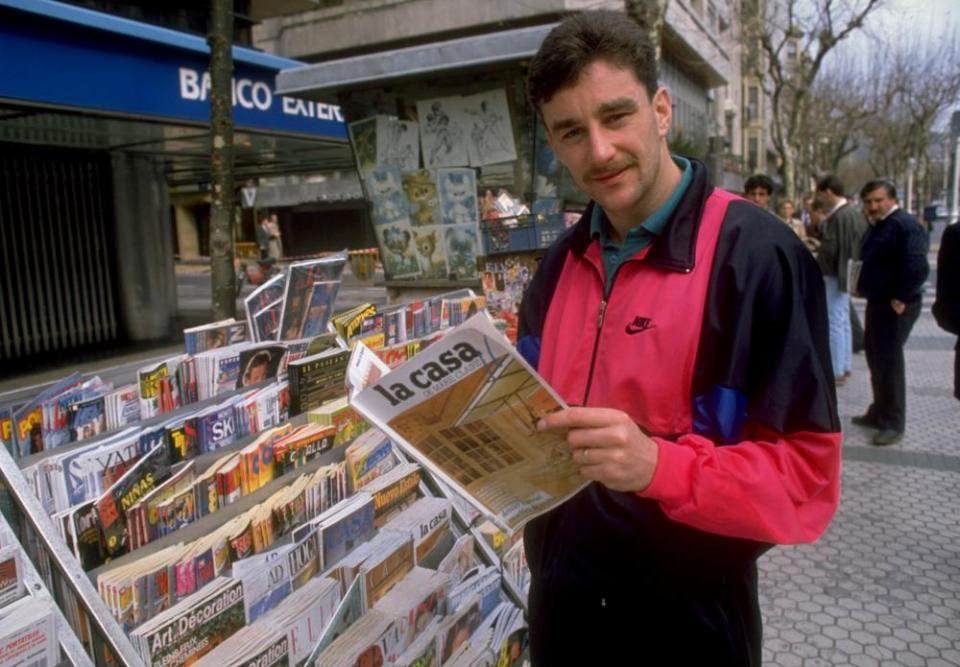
<box><xmin>590</xmin><ymin>155</ymin><xmax>692</xmax><ymax>290</ymax></box>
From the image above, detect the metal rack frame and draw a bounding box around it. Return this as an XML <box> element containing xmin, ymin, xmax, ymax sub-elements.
<box><xmin>0</xmin><ymin>444</ymin><xmax>145</xmax><ymax>667</ymax></box>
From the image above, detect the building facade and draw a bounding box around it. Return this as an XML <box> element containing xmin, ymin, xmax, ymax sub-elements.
<box><xmin>258</xmin><ymin>0</ymin><xmax>748</xmax><ymax>192</ymax></box>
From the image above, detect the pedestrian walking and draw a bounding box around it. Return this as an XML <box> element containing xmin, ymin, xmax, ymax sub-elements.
<box><xmin>933</xmin><ymin>221</ymin><xmax>960</xmax><ymax>400</ymax></box>
<box><xmin>814</xmin><ymin>175</ymin><xmax>868</xmax><ymax>384</ymax></box>
<box><xmin>519</xmin><ymin>11</ymin><xmax>841</xmax><ymax>665</ymax></box>
<box><xmin>853</xmin><ymin>179</ymin><xmax>929</xmax><ymax>445</ymax></box>
<box><xmin>256</xmin><ymin>212</ymin><xmax>273</xmax><ymax>260</ymax></box>
<box><xmin>267</xmin><ymin>213</ymin><xmax>284</xmax><ymax>260</ymax></box>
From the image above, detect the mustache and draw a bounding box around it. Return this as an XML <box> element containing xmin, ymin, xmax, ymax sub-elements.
<box><xmin>586</xmin><ymin>160</ymin><xmax>637</xmax><ymax>180</ymax></box>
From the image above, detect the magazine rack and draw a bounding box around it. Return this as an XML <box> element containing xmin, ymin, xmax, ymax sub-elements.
<box><xmin>0</xmin><ymin>445</ymin><xmax>145</xmax><ymax>667</ymax></box>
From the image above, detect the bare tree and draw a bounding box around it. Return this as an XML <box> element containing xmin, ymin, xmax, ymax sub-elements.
<box><xmin>209</xmin><ymin>0</ymin><xmax>236</xmax><ymax>319</ymax></box>
<box><xmin>803</xmin><ymin>62</ymin><xmax>873</xmax><ymax>176</ymax></box>
<box><xmin>862</xmin><ymin>32</ymin><xmax>960</xmax><ymax>209</ymax></box>
<box><xmin>740</xmin><ymin>0</ymin><xmax>884</xmax><ymax>200</ymax></box>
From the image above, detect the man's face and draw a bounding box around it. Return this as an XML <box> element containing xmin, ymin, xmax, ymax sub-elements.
<box><xmin>745</xmin><ymin>187</ymin><xmax>770</xmax><ymax>209</ymax></box>
<box><xmin>861</xmin><ymin>187</ymin><xmax>897</xmax><ymax>222</ymax></box>
<box><xmin>246</xmin><ymin>363</ymin><xmax>268</xmax><ymax>385</ymax></box>
<box><xmin>541</xmin><ymin>60</ymin><xmax>671</xmax><ymax>222</ymax></box>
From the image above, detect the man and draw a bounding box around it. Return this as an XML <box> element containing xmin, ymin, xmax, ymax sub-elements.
<box><xmin>256</xmin><ymin>212</ymin><xmax>273</xmax><ymax>260</ymax></box>
<box><xmin>743</xmin><ymin>173</ymin><xmax>775</xmax><ymax>209</ymax></box>
<box><xmin>519</xmin><ymin>11</ymin><xmax>840</xmax><ymax>665</ymax></box>
<box><xmin>813</xmin><ymin>175</ymin><xmax>868</xmax><ymax>384</ymax></box>
<box><xmin>853</xmin><ymin>179</ymin><xmax>929</xmax><ymax>445</ymax></box>
<box><xmin>933</xmin><ymin>221</ymin><xmax>960</xmax><ymax>400</ymax></box>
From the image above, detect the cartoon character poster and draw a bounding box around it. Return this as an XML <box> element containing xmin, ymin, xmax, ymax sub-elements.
<box><xmin>366</xmin><ymin>165</ymin><xmax>410</xmax><ymax>226</ymax></box>
<box><xmin>463</xmin><ymin>89</ymin><xmax>517</xmax><ymax>166</ymax></box>
<box><xmin>402</xmin><ymin>169</ymin><xmax>441</xmax><ymax>226</ymax></box>
<box><xmin>437</xmin><ymin>168</ymin><xmax>479</xmax><ymax>225</ymax></box>
<box><xmin>377</xmin><ymin>223</ymin><xmax>422</xmax><ymax>279</ymax></box>
<box><xmin>417</xmin><ymin>96</ymin><xmax>469</xmax><ymax>168</ymax></box>
<box><xmin>411</xmin><ymin>225</ymin><xmax>449</xmax><ymax>280</ymax></box>
<box><xmin>348</xmin><ymin>117</ymin><xmax>379</xmax><ymax>178</ymax></box>
<box><xmin>443</xmin><ymin>223</ymin><xmax>480</xmax><ymax>280</ymax></box>
<box><xmin>378</xmin><ymin>118</ymin><xmax>420</xmax><ymax>171</ymax></box>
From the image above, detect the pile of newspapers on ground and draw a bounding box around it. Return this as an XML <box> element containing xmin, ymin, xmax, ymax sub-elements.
<box><xmin>0</xmin><ymin>519</ymin><xmax>59</xmax><ymax>667</ymax></box>
<box><xmin>0</xmin><ymin>253</ymin><xmax>599</xmax><ymax>666</ymax></box>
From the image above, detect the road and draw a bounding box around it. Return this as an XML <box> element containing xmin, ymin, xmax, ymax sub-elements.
<box><xmin>176</xmin><ymin>264</ymin><xmax>389</xmax><ymax>317</ymax></box>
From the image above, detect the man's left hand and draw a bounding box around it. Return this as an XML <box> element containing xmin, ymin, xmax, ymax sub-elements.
<box><xmin>891</xmin><ymin>299</ymin><xmax>906</xmax><ymax>315</ymax></box>
<box><xmin>537</xmin><ymin>407</ymin><xmax>659</xmax><ymax>492</ymax></box>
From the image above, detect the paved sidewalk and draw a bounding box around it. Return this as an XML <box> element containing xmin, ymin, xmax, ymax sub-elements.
<box><xmin>760</xmin><ymin>275</ymin><xmax>960</xmax><ymax>665</ymax></box>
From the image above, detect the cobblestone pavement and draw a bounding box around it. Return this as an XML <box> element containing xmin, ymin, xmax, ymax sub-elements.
<box><xmin>760</xmin><ymin>265</ymin><xmax>960</xmax><ymax>666</ymax></box>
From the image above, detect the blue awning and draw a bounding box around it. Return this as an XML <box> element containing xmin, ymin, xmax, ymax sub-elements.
<box><xmin>0</xmin><ymin>0</ymin><xmax>347</xmax><ymax>141</ymax></box>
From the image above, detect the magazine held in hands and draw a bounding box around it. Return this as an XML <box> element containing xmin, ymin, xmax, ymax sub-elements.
<box><xmin>349</xmin><ymin>312</ymin><xmax>587</xmax><ymax>533</ymax></box>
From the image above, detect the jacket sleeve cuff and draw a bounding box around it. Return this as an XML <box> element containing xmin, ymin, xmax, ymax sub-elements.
<box><xmin>638</xmin><ymin>436</ymin><xmax>697</xmax><ymax>503</ymax></box>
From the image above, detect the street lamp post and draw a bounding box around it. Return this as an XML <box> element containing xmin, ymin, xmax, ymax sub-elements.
<box><xmin>906</xmin><ymin>157</ymin><xmax>916</xmax><ymax>216</ymax></box>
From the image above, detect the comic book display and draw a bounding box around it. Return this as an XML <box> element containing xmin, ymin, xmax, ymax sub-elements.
<box><xmin>349</xmin><ymin>91</ymin><xmax>519</xmax><ymax>281</ymax></box>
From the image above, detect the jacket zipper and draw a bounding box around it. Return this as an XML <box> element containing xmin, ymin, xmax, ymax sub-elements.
<box><xmin>583</xmin><ymin>247</ymin><xmax>624</xmax><ymax>407</ymax></box>
<box><xmin>581</xmin><ymin>298</ymin><xmax>607</xmax><ymax>405</ymax></box>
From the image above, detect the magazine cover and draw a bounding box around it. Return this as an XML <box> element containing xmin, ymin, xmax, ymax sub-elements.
<box><xmin>13</xmin><ymin>372</ymin><xmax>83</xmax><ymax>457</ymax></box>
<box><xmin>184</xmin><ymin>319</ymin><xmax>248</xmax><ymax>355</ymax></box>
<box><xmin>297</xmin><ymin>281</ymin><xmax>340</xmax><ymax>339</ymax></box>
<box><xmin>462</xmin><ymin>89</ymin><xmax>517</xmax><ymax>167</ymax></box>
<box><xmin>251</xmin><ymin>299</ymin><xmax>284</xmax><ymax>343</ymax></box>
<box><xmin>244</xmin><ymin>273</ymin><xmax>287</xmax><ymax>342</ymax></box>
<box><xmin>95</xmin><ymin>444</ymin><xmax>172</xmax><ymax>563</ymax></box>
<box><xmin>0</xmin><ymin>544</ymin><xmax>23</xmax><ymax>607</ymax></box>
<box><xmin>134</xmin><ymin>577</ymin><xmax>245</xmax><ymax>667</ymax></box>
<box><xmin>304</xmin><ymin>574</ymin><xmax>365</xmax><ymax>667</ymax></box>
<box><xmin>277</xmin><ymin>255</ymin><xmax>347</xmax><ymax>342</ymax></box>
<box><xmin>0</xmin><ymin>596</ymin><xmax>58</xmax><ymax>667</ymax></box>
<box><xmin>350</xmin><ymin>313</ymin><xmax>586</xmax><ymax>533</ymax></box>
<box><xmin>236</xmin><ymin>345</ymin><xmax>287</xmax><ymax>389</ymax></box>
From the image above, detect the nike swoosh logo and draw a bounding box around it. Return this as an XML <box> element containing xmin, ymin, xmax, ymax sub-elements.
<box><xmin>625</xmin><ymin>317</ymin><xmax>656</xmax><ymax>335</ymax></box>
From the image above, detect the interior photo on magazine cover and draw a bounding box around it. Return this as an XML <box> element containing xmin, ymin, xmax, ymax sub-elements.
<box><xmin>350</xmin><ymin>313</ymin><xmax>586</xmax><ymax>533</ymax></box>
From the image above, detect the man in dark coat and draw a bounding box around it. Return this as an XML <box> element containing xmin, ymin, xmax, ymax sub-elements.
<box><xmin>853</xmin><ymin>180</ymin><xmax>929</xmax><ymax>445</ymax></box>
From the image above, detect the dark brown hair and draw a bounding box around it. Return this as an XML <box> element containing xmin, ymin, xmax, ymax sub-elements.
<box><xmin>860</xmin><ymin>178</ymin><xmax>897</xmax><ymax>200</ymax></box>
<box><xmin>527</xmin><ymin>10</ymin><xmax>658</xmax><ymax>109</ymax></box>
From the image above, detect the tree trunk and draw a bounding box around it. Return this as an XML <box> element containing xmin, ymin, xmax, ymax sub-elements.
<box><xmin>782</xmin><ymin>145</ymin><xmax>798</xmax><ymax>203</ymax></box>
<box><xmin>209</xmin><ymin>0</ymin><xmax>236</xmax><ymax>320</ymax></box>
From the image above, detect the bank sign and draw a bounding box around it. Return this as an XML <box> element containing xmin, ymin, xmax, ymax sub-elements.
<box><xmin>0</xmin><ymin>3</ymin><xmax>347</xmax><ymax>141</ymax></box>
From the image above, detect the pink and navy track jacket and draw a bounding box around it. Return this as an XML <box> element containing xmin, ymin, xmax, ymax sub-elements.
<box><xmin>518</xmin><ymin>160</ymin><xmax>841</xmax><ymax>664</ymax></box>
